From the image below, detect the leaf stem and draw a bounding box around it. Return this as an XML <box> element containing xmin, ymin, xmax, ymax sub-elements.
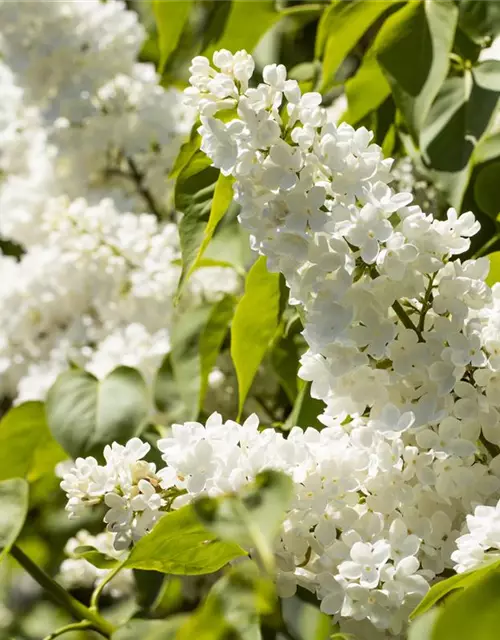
<box><xmin>42</xmin><ymin>621</ymin><xmax>93</xmax><ymax>640</ymax></box>
<box><xmin>10</xmin><ymin>545</ymin><xmax>115</xmax><ymax>638</ymax></box>
<box><xmin>392</xmin><ymin>300</ymin><xmax>424</xmax><ymax>342</ymax></box>
<box><xmin>90</xmin><ymin>561</ymin><xmax>125</xmax><ymax>611</ymax></box>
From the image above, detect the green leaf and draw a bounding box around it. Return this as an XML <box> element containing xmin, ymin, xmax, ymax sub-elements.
<box><xmin>231</xmin><ymin>256</ymin><xmax>281</xmax><ymax>418</ymax></box>
<box><xmin>175</xmin><ymin>152</ymin><xmax>219</xmax><ymax>298</ymax></box>
<box><xmin>178</xmin><ymin>562</ymin><xmax>276</xmax><ymax>640</ymax></box>
<box><xmin>152</xmin><ymin>0</ymin><xmax>193</xmax><ymax>74</ymax></box>
<box><xmin>194</xmin><ymin>470</ymin><xmax>293</xmax><ymax>571</ymax></box>
<box><xmin>345</xmin><ymin>44</ymin><xmax>391</xmax><ymax>125</ymax></box>
<box><xmin>431</xmin><ymin>570</ymin><xmax>500</xmax><ymax>640</ymax></box>
<box><xmin>459</xmin><ymin>0</ymin><xmax>500</xmax><ymax>42</ymax></box>
<box><xmin>204</xmin><ymin>0</ymin><xmax>280</xmax><ymax>58</ymax></box>
<box><xmin>46</xmin><ymin>366</ymin><xmax>149</xmax><ymax>459</ymax></box>
<box><xmin>113</xmin><ymin>616</ymin><xmax>189</xmax><ymax>640</ymax></box>
<box><xmin>189</xmin><ymin>173</ymin><xmax>235</xmax><ymax>276</ymax></box>
<box><xmin>407</xmin><ymin>610</ymin><xmax>440</xmax><ymax>640</ymax></box>
<box><xmin>377</xmin><ymin>0</ymin><xmax>459</xmax><ymax>140</ymax></box>
<box><xmin>284</xmin><ymin>381</ymin><xmax>325</xmax><ymax>431</ymax></box>
<box><xmin>199</xmin><ymin>294</ymin><xmax>237</xmax><ymax>410</ymax></box>
<box><xmin>0</xmin><ymin>478</ymin><xmax>29</xmax><ymax>563</ymax></box>
<box><xmin>421</xmin><ymin>64</ymin><xmax>500</xmax><ymax>172</ymax></box>
<box><xmin>0</xmin><ymin>402</ymin><xmax>65</xmax><ymax>482</ymax></box>
<box><xmin>316</xmin><ymin>0</ymin><xmax>399</xmax><ymax>94</ymax></box>
<box><xmin>170</xmin><ymin>305</ymin><xmax>214</xmax><ymax>421</ymax></box>
<box><xmin>474</xmin><ymin>161</ymin><xmax>500</xmax><ymax>218</ymax></box>
<box><xmin>73</xmin><ymin>545</ymin><xmax>121</xmax><ymax>570</ymax></box>
<box><xmin>410</xmin><ymin>557</ymin><xmax>500</xmax><ymax>620</ymax></box>
<box><xmin>270</xmin><ymin>333</ymin><xmax>299</xmax><ymax>403</ymax></box>
<box><xmin>125</xmin><ymin>505</ymin><xmax>246</xmax><ymax>575</ymax></box>
<box><xmin>487</xmin><ymin>252</ymin><xmax>500</xmax><ymax>287</ymax></box>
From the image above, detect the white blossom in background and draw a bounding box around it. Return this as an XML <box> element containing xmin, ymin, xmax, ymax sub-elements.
<box><xmin>0</xmin><ymin>0</ymin><xmax>238</xmax><ymax>403</ymax></box>
<box><xmin>58</xmin><ymin>530</ymin><xmax>134</xmax><ymax>598</ymax></box>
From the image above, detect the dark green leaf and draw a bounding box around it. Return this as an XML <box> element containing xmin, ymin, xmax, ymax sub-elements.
<box><xmin>231</xmin><ymin>256</ymin><xmax>282</xmax><ymax>418</ymax></box>
<box><xmin>271</xmin><ymin>333</ymin><xmax>299</xmax><ymax>403</ymax></box>
<box><xmin>459</xmin><ymin>0</ymin><xmax>500</xmax><ymax>42</ymax></box>
<box><xmin>199</xmin><ymin>294</ymin><xmax>237</xmax><ymax>410</ymax></box>
<box><xmin>152</xmin><ymin>0</ymin><xmax>193</xmax><ymax>73</ymax></box>
<box><xmin>377</xmin><ymin>0</ymin><xmax>458</xmax><ymax>139</ymax></box>
<box><xmin>125</xmin><ymin>505</ymin><xmax>246</xmax><ymax>575</ymax></box>
<box><xmin>317</xmin><ymin>0</ymin><xmax>399</xmax><ymax>94</ymax></box>
<box><xmin>0</xmin><ymin>402</ymin><xmax>65</xmax><ymax>482</ymax></box>
<box><xmin>46</xmin><ymin>366</ymin><xmax>149</xmax><ymax>458</ymax></box>
<box><xmin>284</xmin><ymin>381</ymin><xmax>325</xmax><ymax>431</ymax></box>
<box><xmin>474</xmin><ymin>161</ymin><xmax>500</xmax><ymax>217</ymax></box>
<box><xmin>421</xmin><ymin>65</ymin><xmax>500</xmax><ymax>172</ymax></box>
<box><xmin>0</xmin><ymin>478</ymin><xmax>29</xmax><ymax>563</ymax></box>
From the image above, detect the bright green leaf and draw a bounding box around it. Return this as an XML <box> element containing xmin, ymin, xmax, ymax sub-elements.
<box><xmin>125</xmin><ymin>505</ymin><xmax>246</xmax><ymax>575</ymax></box>
<box><xmin>408</xmin><ymin>610</ymin><xmax>440</xmax><ymax>640</ymax></box>
<box><xmin>189</xmin><ymin>173</ymin><xmax>235</xmax><ymax>276</ymax></box>
<box><xmin>345</xmin><ymin>44</ymin><xmax>391</xmax><ymax>124</ymax></box>
<box><xmin>175</xmin><ymin>152</ymin><xmax>219</xmax><ymax>298</ymax></box>
<box><xmin>46</xmin><ymin>366</ymin><xmax>149</xmax><ymax>459</ymax></box>
<box><xmin>377</xmin><ymin>0</ymin><xmax>458</xmax><ymax>140</ymax></box>
<box><xmin>487</xmin><ymin>252</ymin><xmax>500</xmax><ymax>287</ymax></box>
<box><xmin>204</xmin><ymin>0</ymin><xmax>280</xmax><ymax>57</ymax></box>
<box><xmin>411</xmin><ymin>557</ymin><xmax>500</xmax><ymax>619</ymax></box>
<box><xmin>317</xmin><ymin>0</ymin><xmax>399</xmax><ymax>94</ymax></box>
<box><xmin>231</xmin><ymin>256</ymin><xmax>281</xmax><ymax>417</ymax></box>
<box><xmin>0</xmin><ymin>402</ymin><xmax>65</xmax><ymax>482</ymax></box>
<box><xmin>199</xmin><ymin>294</ymin><xmax>237</xmax><ymax>410</ymax></box>
<box><xmin>194</xmin><ymin>470</ymin><xmax>293</xmax><ymax>570</ymax></box>
<box><xmin>73</xmin><ymin>545</ymin><xmax>121</xmax><ymax>570</ymax></box>
<box><xmin>0</xmin><ymin>478</ymin><xmax>29</xmax><ymax>563</ymax></box>
<box><xmin>152</xmin><ymin>0</ymin><xmax>193</xmax><ymax>73</ymax></box>
<box><xmin>431</xmin><ymin>570</ymin><xmax>500</xmax><ymax>640</ymax></box>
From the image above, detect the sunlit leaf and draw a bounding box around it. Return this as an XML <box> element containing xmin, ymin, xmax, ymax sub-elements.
<box><xmin>231</xmin><ymin>256</ymin><xmax>281</xmax><ymax>417</ymax></box>
<box><xmin>0</xmin><ymin>478</ymin><xmax>29</xmax><ymax>563</ymax></box>
<box><xmin>0</xmin><ymin>402</ymin><xmax>65</xmax><ymax>482</ymax></box>
<box><xmin>316</xmin><ymin>0</ymin><xmax>399</xmax><ymax>94</ymax></box>
<box><xmin>125</xmin><ymin>505</ymin><xmax>245</xmax><ymax>575</ymax></box>
<box><xmin>152</xmin><ymin>0</ymin><xmax>193</xmax><ymax>73</ymax></box>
